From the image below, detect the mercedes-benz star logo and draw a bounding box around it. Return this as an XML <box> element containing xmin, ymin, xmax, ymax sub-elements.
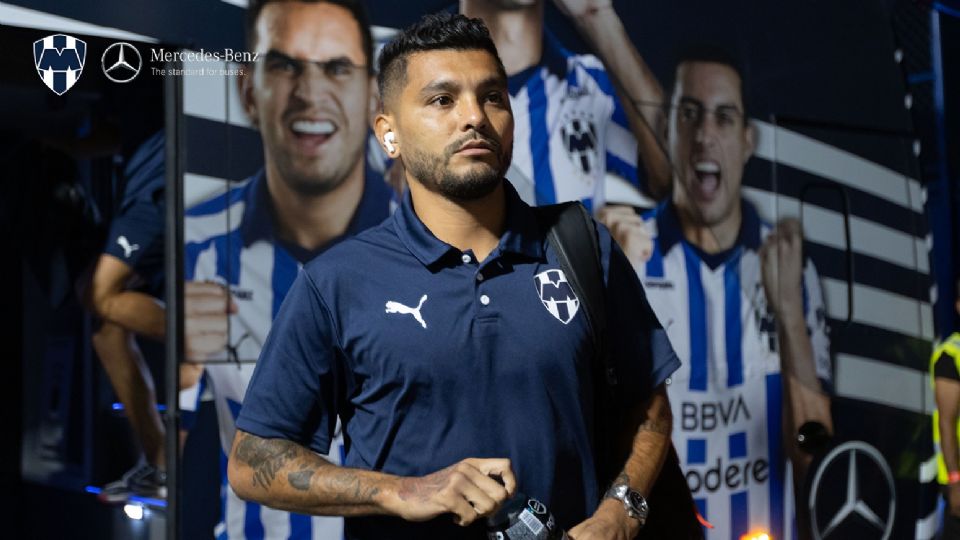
<box><xmin>808</xmin><ymin>441</ymin><xmax>895</xmax><ymax>540</ymax></box>
<box><xmin>101</xmin><ymin>42</ymin><xmax>142</xmax><ymax>83</ymax></box>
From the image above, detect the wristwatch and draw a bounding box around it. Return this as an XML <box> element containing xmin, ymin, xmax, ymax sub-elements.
<box><xmin>604</xmin><ymin>482</ymin><xmax>649</xmax><ymax>526</ymax></box>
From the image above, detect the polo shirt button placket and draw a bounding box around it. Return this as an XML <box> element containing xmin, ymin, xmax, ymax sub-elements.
<box><xmin>475</xmin><ymin>267</ymin><xmax>488</xmax><ymax>307</ymax></box>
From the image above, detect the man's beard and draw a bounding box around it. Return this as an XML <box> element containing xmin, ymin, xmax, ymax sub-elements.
<box><xmin>404</xmin><ymin>133</ymin><xmax>512</xmax><ymax>201</ymax></box>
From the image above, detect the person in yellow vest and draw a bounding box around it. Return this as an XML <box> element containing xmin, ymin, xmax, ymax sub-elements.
<box><xmin>933</xmin><ymin>278</ymin><xmax>960</xmax><ymax>539</ymax></box>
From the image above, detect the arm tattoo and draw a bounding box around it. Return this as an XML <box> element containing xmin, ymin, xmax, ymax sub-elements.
<box><xmin>287</xmin><ymin>468</ymin><xmax>315</xmax><ymax>491</ymax></box>
<box><xmin>637</xmin><ymin>416</ymin><xmax>672</xmax><ymax>436</ymax></box>
<box><xmin>233</xmin><ymin>433</ymin><xmax>302</xmax><ymax>489</ymax></box>
<box><xmin>320</xmin><ymin>470</ymin><xmax>381</xmax><ymax>502</ymax></box>
<box><xmin>235</xmin><ymin>433</ymin><xmax>382</xmax><ymax>502</ymax></box>
<box><xmin>397</xmin><ymin>467</ymin><xmax>452</xmax><ymax>503</ymax></box>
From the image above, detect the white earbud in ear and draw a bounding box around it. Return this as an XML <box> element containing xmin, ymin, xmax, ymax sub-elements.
<box><xmin>383</xmin><ymin>131</ymin><xmax>397</xmax><ymax>154</ymax></box>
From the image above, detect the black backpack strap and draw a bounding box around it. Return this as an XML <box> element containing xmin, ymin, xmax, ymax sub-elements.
<box><xmin>533</xmin><ymin>202</ymin><xmax>615</xmax><ymax>389</ymax></box>
<box><xmin>533</xmin><ymin>202</ymin><xmax>619</xmax><ymax>488</ymax></box>
<box><xmin>535</xmin><ymin>202</ymin><xmax>703</xmax><ymax>538</ymax></box>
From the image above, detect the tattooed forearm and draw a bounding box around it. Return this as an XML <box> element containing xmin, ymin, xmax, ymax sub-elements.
<box><xmin>233</xmin><ymin>431</ymin><xmax>302</xmax><ymax>489</ymax></box>
<box><xmin>611</xmin><ymin>385</ymin><xmax>673</xmax><ymax>496</ymax></box>
<box><xmin>397</xmin><ymin>467</ymin><xmax>452</xmax><ymax>503</ymax></box>
<box><xmin>229</xmin><ymin>430</ymin><xmax>394</xmax><ymax>517</ymax></box>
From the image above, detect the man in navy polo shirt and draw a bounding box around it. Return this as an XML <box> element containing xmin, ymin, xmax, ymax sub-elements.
<box><xmin>229</xmin><ymin>12</ymin><xmax>678</xmax><ymax>540</ymax></box>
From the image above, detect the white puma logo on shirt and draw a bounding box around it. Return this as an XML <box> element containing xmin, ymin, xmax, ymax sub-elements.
<box><xmin>385</xmin><ymin>294</ymin><xmax>428</xmax><ymax>329</ymax></box>
<box><xmin>117</xmin><ymin>235</ymin><xmax>140</xmax><ymax>258</ymax></box>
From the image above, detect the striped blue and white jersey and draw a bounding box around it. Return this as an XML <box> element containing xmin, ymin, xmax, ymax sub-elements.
<box><xmin>637</xmin><ymin>201</ymin><xmax>831</xmax><ymax>540</ymax></box>
<box><xmin>182</xmin><ymin>169</ymin><xmax>394</xmax><ymax>540</ymax></box>
<box><xmin>505</xmin><ymin>32</ymin><xmax>640</xmax><ymax>211</ymax></box>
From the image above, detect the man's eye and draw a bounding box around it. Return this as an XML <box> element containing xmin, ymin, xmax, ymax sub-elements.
<box><xmin>268</xmin><ymin>58</ymin><xmax>299</xmax><ymax>75</ymax></box>
<box><xmin>680</xmin><ymin>105</ymin><xmax>700</xmax><ymax>122</ymax></box>
<box><xmin>486</xmin><ymin>92</ymin><xmax>504</xmax><ymax>104</ymax></box>
<box><xmin>431</xmin><ymin>96</ymin><xmax>453</xmax><ymax>106</ymax></box>
<box><xmin>325</xmin><ymin>60</ymin><xmax>352</xmax><ymax>77</ymax></box>
<box><xmin>716</xmin><ymin>112</ymin><xmax>736</xmax><ymax>126</ymax></box>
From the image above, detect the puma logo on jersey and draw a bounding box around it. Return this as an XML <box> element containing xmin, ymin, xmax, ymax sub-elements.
<box><xmin>117</xmin><ymin>235</ymin><xmax>140</xmax><ymax>258</ymax></box>
<box><xmin>385</xmin><ymin>294</ymin><xmax>428</xmax><ymax>329</ymax></box>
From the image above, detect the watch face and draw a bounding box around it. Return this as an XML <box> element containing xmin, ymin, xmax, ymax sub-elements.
<box><xmin>627</xmin><ymin>491</ymin><xmax>647</xmax><ymax>513</ymax></box>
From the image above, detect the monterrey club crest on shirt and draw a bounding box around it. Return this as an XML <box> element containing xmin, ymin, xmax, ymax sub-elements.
<box><xmin>534</xmin><ymin>269</ymin><xmax>580</xmax><ymax>324</ymax></box>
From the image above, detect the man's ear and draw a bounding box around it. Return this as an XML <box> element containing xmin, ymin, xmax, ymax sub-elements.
<box><xmin>374</xmin><ymin>114</ymin><xmax>397</xmax><ymax>157</ymax></box>
<box><xmin>238</xmin><ymin>64</ymin><xmax>259</xmax><ymax>128</ymax></box>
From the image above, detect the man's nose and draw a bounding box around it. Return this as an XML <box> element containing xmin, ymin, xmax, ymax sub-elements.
<box><xmin>694</xmin><ymin>116</ymin><xmax>717</xmax><ymax>147</ymax></box>
<box><xmin>292</xmin><ymin>63</ymin><xmax>335</xmax><ymax>103</ymax></box>
<box><xmin>458</xmin><ymin>95</ymin><xmax>488</xmax><ymax>132</ymax></box>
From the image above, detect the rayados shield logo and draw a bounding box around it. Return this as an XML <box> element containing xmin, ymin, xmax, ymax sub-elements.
<box><xmin>534</xmin><ymin>269</ymin><xmax>580</xmax><ymax>325</ymax></box>
<box><xmin>33</xmin><ymin>34</ymin><xmax>86</xmax><ymax>96</ymax></box>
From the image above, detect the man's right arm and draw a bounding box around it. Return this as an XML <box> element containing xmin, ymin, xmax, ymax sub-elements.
<box><xmin>87</xmin><ymin>254</ymin><xmax>165</xmax><ymax>341</ymax></box>
<box><xmin>228</xmin><ymin>430</ymin><xmax>516</xmax><ymax>526</ymax></box>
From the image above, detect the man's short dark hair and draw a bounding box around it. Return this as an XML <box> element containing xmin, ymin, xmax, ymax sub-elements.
<box><xmin>667</xmin><ymin>44</ymin><xmax>751</xmax><ymax>122</ymax></box>
<box><xmin>246</xmin><ymin>0</ymin><xmax>373</xmax><ymax>72</ymax></box>
<box><xmin>377</xmin><ymin>12</ymin><xmax>506</xmax><ymax>110</ymax></box>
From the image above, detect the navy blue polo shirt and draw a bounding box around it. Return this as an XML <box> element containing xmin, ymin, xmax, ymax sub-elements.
<box><xmin>237</xmin><ymin>181</ymin><xmax>679</xmax><ymax>539</ymax></box>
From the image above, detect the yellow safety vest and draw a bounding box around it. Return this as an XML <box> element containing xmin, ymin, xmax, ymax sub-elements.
<box><xmin>931</xmin><ymin>332</ymin><xmax>960</xmax><ymax>485</ymax></box>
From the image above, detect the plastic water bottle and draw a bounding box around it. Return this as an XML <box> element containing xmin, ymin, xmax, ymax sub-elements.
<box><xmin>486</xmin><ymin>493</ymin><xmax>569</xmax><ymax>540</ymax></box>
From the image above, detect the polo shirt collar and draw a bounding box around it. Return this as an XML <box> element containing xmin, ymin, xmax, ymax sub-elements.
<box><xmin>500</xmin><ymin>180</ymin><xmax>544</xmax><ymax>259</ymax></box>
<box><xmin>393</xmin><ymin>180</ymin><xmax>544</xmax><ymax>267</ymax></box>
<box><xmin>655</xmin><ymin>197</ymin><xmax>764</xmax><ymax>253</ymax></box>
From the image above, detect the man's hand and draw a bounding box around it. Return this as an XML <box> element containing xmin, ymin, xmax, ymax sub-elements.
<box><xmin>568</xmin><ymin>499</ymin><xmax>633</xmax><ymax>540</ymax></box>
<box><xmin>950</xmin><ymin>483</ymin><xmax>960</xmax><ymax>517</ymax></box>
<box><xmin>598</xmin><ymin>205</ymin><xmax>653</xmax><ymax>270</ymax></box>
<box><xmin>391</xmin><ymin>458</ymin><xmax>516</xmax><ymax>527</ymax></box>
<box><xmin>551</xmin><ymin>0</ymin><xmax>613</xmax><ymax>20</ymax></box>
<box><xmin>185</xmin><ymin>280</ymin><xmax>238</xmax><ymax>361</ymax></box>
<box><xmin>759</xmin><ymin>218</ymin><xmax>805</xmax><ymax>319</ymax></box>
